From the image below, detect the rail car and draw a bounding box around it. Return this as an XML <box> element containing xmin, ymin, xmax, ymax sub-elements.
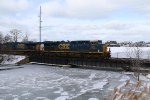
<box><xmin>0</xmin><ymin>42</ymin><xmax>36</xmax><ymax>50</ymax></box>
<box><xmin>0</xmin><ymin>40</ymin><xmax>111</xmax><ymax>58</ymax></box>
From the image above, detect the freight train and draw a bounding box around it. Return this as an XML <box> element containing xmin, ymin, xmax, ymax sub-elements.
<box><xmin>0</xmin><ymin>40</ymin><xmax>110</xmax><ymax>58</ymax></box>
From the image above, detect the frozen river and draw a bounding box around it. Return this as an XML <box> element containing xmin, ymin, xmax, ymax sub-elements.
<box><xmin>0</xmin><ymin>64</ymin><xmax>149</xmax><ymax>100</ymax></box>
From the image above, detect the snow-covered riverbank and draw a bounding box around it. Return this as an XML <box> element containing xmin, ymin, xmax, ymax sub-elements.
<box><xmin>0</xmin><ymin>55</ymin><xmax>25</xmax><ymax>65</ymax></box>
<box><xmin>110</xmin><ymin>47</ymin><xmax>150</xmax><ymax>59</ymax></box>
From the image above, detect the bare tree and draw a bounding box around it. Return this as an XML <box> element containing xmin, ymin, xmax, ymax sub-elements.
<box><xmin>10</xmin><ymin>29</ymin><xmax>21</xmax><ymax>42</ymax></box>
<box><xmin>0</xmin><ymin>33</ymin><xmax>13</xmax><ymax>63</ymax></box>
<box><xmin>125</xmin><ymin>47</ymin><xmax>133</xmax><ymax>58</ymax></box>
<box><xmin>125</xmin><ymin>46</ymin><xmax>143</xmax><ymax>80</ymax></box>
<box><xmin>31</xmin><ymin>39</ymin><xmax>37</xmax><ymax>42</ymax></box>
<box><xmin>0</xmin><ymin>32</ymin><xmax>4</xmax><ymax>44</ymax></box>
<box><xmin>132</xmin><ymin>46</ymin><xmax>143</xmax><ymax>81</ymax></box>
<box><xmin>3</xmin><ymin>34</ymin><xmax>15</xmax><ymax>60</ymax></box>
<box><xmin>0</xmin><ymin>32</ymin><xmax>3</xmax><ymax>62</ymax></box>
<box><xmin>3</xmin><ymin>34</ymin><xmax>13</xmax><ymax>43</ymax></box>
<box><xmin>22</xmin><ymin>32</ymin><xmax>30</xmax><ymax>42</ymax></box>
<box><xmin>147</xmin><ymin>49</ymin><xmax>150</xmax><ymax>60</ymax></box>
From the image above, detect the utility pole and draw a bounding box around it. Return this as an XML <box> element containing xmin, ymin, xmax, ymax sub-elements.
<box><xmin>39</xmin><ymin>6</ymin><xmax>42</xmax><ymax>42</ymax></box>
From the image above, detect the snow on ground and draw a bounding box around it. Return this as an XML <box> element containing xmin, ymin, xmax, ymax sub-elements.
<box><xmin>119</xmin><ymin>75</ymin><xmax>130</xmax><ymax>82</ymax></box>
<box><xmin>147</xmin><ymin>74</ymin><xmax>150</xmax><ymax>79</ymax></box>
<box><xmin>0</xmin><ymin>55</ymin><xmax>25</xmax><ymax>64</ymax></box>
<box><xmin>109</xmin><ymin>47</ymin><xmax>150</xmax><ymax>59</ymax></box>
<box><xmin>1</xmin><ymin>64</ymin><xmax>149</xmax><ymax>100</ymax></box>
<box><xmin>88</xmin><ymin>98</ymin><xmax>99</xmax><ymax>100</ymax></box>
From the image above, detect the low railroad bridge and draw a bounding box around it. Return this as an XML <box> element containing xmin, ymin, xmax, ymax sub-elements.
<box><xmin>0</xmin><ymin>50</ymin><xmax>150</xmax><ymax>72</ymax></box>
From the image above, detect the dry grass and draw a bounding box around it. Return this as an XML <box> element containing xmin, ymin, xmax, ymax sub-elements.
<box><xmin>104</xmin><ymin>80</ymin><xmax>150</xmax><ymax>100</ymax></box>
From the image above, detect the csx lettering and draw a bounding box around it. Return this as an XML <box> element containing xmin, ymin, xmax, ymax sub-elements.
<box><xmin>58</xmin><ymin>44</ymin><xmax>70</xmax><ymax>49</ymax></box>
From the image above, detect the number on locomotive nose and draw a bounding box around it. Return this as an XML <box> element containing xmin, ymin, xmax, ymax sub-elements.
<box><xmin>58</xmin><ymin>44</ymin><xmax>70</xmax><ymax>49</ymax></box>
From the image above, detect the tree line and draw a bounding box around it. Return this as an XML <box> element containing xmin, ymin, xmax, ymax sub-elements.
<box><xmin>0</xmin><ymin>29</ymin><xmax>33</xmax><ymax>44</ymax></box>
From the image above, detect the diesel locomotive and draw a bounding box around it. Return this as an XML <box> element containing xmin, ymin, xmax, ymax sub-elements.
<box><xmin>0</xmin><ymin>40</ymin><xmax>110</xmax><ymax>58</ymax></box>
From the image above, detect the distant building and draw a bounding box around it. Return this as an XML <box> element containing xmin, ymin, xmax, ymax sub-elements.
<box><xmin>106</xmin><ymin>41</ymin><xmax>150</xmax><ymax>47</ymax></box>
<box><xmin>119</xmin><ymin>41</ymin><xmax>149</xmax><ymax>47</ymax></box>
<box><xmin>119</xmin><ymin>41</ymin><xmax>133</xmax><ymax>47</ymax></box>
<box><xmin>146</xmin><ymin>42</ymin><xmax>150</xmax><ymax>47</ymax></box>
<box><xmin>106</xmin><ymin>41</ymin><xmax>120</xmax><ymax>47</ymax></box>
<box><xmin>133</xmin><ymin>41</ymin><xmax>147</xmax><ymax>47</ymax></box>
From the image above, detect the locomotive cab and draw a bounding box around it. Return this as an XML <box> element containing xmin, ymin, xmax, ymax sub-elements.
<box><xmin>103</xmin><ymin>44</ymin><xmax>111</xmax><ymax>58</ymax></box>
<box><xmin>35</xmin><ymin>42</ymin><xmax>44</xmax><ymax>51</ymax></box>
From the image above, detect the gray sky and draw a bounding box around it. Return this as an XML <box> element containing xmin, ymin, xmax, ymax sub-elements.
<box><xmin>0</xmin><ymin>0</ymin><xmax>150</xmax><ymax>42</ymax></box>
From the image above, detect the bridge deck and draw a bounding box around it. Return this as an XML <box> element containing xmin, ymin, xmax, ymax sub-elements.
<box><xmin>0</xmin><ymin>50</ymin><xmax>150</xmax><ymax>72</ymax></box>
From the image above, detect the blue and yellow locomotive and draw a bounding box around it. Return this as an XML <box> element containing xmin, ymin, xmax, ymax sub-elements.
<box><xmin>0</xmin><ymin>40</ymin><xmax>110</xmax><ymax>58</ymax></box>
<box><xmin>44</xmin><ymin>40</ymin><xmax>105</xmax><ymax>52</ymax></box>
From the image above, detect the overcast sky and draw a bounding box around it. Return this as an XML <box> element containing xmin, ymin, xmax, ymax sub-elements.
<box><xmin>0</xmin><ymin>0</ymin><xmax>150</xmax><ymax>42</ymax></box>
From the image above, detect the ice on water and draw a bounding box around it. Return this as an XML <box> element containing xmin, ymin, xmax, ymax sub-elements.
<box><xmin>0</xmin><ymin>64</ymin><xmax>149</xmax><ymax>99</ymax></box>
